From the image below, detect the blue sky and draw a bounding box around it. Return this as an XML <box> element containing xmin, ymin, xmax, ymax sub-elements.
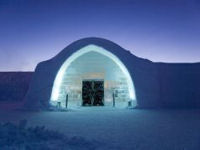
<box><xmin>0</xmin><ymin>0</ymin><xmax>200</xmax><ymax>71</ymax></box>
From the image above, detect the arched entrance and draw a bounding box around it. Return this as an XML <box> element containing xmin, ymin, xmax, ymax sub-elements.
<box><xmin>50</xmin><ymin>44</ymin><xmax>136</xmax><ymax>108</ymax></box>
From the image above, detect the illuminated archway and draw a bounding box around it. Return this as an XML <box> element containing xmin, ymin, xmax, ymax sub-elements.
<box><xmin>50</xmin><ymin>44</ymin><xmax>136</xmax><ymax>108</ymax></box>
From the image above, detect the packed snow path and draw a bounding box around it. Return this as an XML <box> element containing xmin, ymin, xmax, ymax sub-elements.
<box><xmin>0</xmin><ymin>107</ymin><xmax>200</xmax><ymax>150</ymax></box>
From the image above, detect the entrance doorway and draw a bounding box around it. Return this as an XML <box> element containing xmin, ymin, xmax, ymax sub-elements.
<box><xmin>82</xmin><ymin>80</ymin><xmax>104</xmax><ymax>106</ymax></box>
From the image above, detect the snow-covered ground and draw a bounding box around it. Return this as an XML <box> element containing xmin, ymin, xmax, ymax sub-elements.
<box><xmin>0</xmin><ymin>105</ymin><xmax>200</xmax><ymax>150</ymax></box>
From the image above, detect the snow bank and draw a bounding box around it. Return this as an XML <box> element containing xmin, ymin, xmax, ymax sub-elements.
<box><xmin>0</xmin><ymin>120</ymin><xmax>100</xmax><ymax>150</ymax></box>
<box><xmin>0</xmin><ymin>108</ymin><xmax>199</xmax><ymax>150</ymax></box>
<box><xmin>0</xmin><ymin>72</ymin><xmax>32</xmax><ymax>102</ymax></box>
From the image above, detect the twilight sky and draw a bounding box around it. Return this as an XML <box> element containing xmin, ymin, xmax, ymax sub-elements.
<box><xmin>0</xmin><ymin>0</ymin><xmax>200</xmax><ymax>71</ymax></box>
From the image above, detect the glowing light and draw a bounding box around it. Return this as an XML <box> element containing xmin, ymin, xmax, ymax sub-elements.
<box><xmin>51</xmin><ymin>44</ymin><xmax>136</xmax><ymax>102</ymax></box>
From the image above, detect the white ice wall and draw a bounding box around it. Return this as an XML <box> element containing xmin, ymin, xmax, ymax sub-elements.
<box><xmin>52</xmin><ymin>51</ymin><xmax>129</xmax><ymax>108</ymax></box>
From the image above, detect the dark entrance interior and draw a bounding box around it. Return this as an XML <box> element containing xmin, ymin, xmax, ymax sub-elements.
<box><xmin>82</xmin><ymin>80</ymin><xmax>104</xmax><ymax>106</ymax></box>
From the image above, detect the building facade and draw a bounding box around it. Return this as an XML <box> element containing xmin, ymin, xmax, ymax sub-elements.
<box><xmin>24</xmin><ymin>37</ymin><xmax>200</xmax><ymax>109</ymax></box>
